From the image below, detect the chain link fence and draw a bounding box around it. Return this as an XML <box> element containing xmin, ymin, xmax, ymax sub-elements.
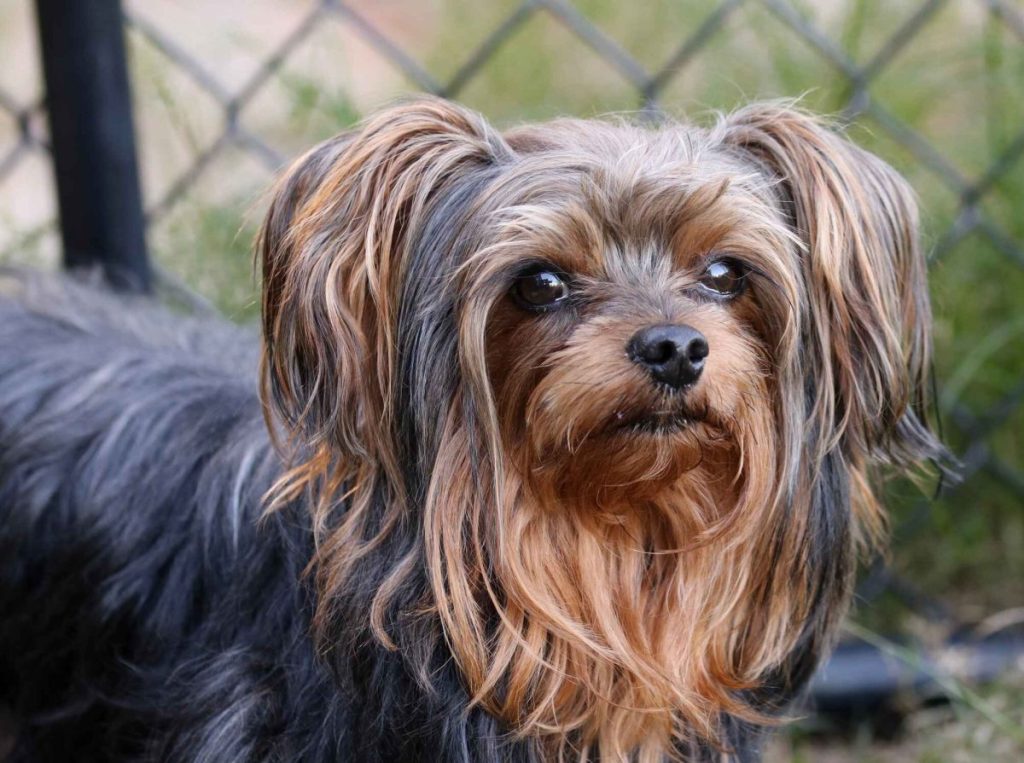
<box><xmin>1</xmin><ymin>0</ymin><xmax>1023</xmax><ymax>732</ymax></box>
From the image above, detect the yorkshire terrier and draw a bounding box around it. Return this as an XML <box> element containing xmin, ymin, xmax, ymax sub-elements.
<box><xmin>0</xmin><ymin>98</ymin><xmax>950</xmax><ymax>761</ymax></box>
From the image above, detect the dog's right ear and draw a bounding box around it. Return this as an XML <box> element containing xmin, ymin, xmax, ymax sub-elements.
<box><xmin>258</xmin><ymin>97</ymin><xmax>506</xmax><ymax>496</ymax></box>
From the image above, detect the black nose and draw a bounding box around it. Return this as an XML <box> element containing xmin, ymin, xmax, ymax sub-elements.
<box><xmin>627</xmin><ymin>324</ymin><xmax>709</xmax><ymax>390</ymax></box>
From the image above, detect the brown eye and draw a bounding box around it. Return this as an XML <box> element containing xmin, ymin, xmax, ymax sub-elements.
<box><xmin>698</xmin><ymin>259</ymin><xmax>747</xmax><ymax>297</ymax></box>
<box><xmin>512</xmin><ymin>269</ymin><xmax>570</xmax><ymax>311</ymax></box>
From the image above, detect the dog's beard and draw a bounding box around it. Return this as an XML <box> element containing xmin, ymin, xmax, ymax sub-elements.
<box><xmin>424</xmin><ymin>373</ymin><xmax>802</xmax><ymax>761</ymax></box>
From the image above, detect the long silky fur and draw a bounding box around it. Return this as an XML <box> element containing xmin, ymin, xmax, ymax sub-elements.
<box><xmin>0</xmin><ymin>273</ymin><xmax>522</xmax><ymax>762</ymax></box>
<box><xmin>1</xmin><ymin>97</ymin><xmax>950</xmax><ymax>762</ymax></box>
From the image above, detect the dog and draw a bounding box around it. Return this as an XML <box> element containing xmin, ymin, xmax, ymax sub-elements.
<box><xmin>0</xmin><ymin>97</ymin><xmax>951</xmax><ymax>762</ymax></box>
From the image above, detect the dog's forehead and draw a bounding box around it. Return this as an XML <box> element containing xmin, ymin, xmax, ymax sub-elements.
<box><xmin>486</xmin><ymin>121</ymin><xmax>782</xmax><ymax>276</ymax></box>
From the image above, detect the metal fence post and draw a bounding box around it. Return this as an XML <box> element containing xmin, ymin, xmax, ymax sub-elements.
<box><xmin>34</xmin><ymin>0</ymin><xmax>150</xmax><ymax>292</ymax></box>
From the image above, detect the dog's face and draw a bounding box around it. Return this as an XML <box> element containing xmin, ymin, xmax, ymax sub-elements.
<box><xmin>259</xmin><ymin>99</ymin><xmax>947</xmax><ymax>760</ymax></box>
<box><xmin>479</xmin><ymin>131</ymin><xmax>786</xmax><ymax>511</ymax></box>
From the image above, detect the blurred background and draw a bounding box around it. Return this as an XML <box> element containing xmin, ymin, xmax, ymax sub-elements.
<box><xmin>1</xmin><ymin>0</ymin><xmax>1022</xmax><ymax>760</ymax></box>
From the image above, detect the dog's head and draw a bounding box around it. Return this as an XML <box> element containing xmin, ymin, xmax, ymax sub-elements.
<box><xmin>259</xmin><ymin>97</ymin><xmax>948</xmax><ymax>759</ymax></box>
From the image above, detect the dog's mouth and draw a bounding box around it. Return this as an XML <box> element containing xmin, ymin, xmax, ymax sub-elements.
<box><xmin>612</xmin><ymin>407</ymin><xmax>708</xmax><ymax>435</ymax></box>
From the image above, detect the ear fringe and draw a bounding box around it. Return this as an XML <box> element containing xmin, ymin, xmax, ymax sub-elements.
<box><xmin>258</xmin><ymin>97</ymin><xmax>507</xmax><ymax>506</ymax></box>
<box><xmin>713</xmin><ymin>105</ymin><xmax>954</xmax><ymax>706</ymax></box>
<box><xmin>255</xmin><ymin>96</ymin><xmax>509</xmax><ymax>654</ymax></box>
<box><xmin>719</xmin><ymin>102</ymin><xmax>953</xmax><ymax>493</ymax></box>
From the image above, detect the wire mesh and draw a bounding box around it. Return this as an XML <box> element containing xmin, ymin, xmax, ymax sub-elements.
<box><xmin>1</xmin><ymin>0</ymin><xmax>1022</xmax><ymax>652</ymax></box>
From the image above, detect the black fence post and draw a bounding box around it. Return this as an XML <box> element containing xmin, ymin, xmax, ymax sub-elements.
<box><xmin>35</xmin><ymin>0</ymin><xmax>150</xmax><ymax>292</ymax></box>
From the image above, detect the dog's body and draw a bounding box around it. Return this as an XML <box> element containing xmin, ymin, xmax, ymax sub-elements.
<box><xmin>0</xmin><ymin>99</ymin><xmax>949</xmax><ymax>761</ymax></box>
<box><xmin>0</xmin><ymin>278</ymin><xmax>530</xmax><ymax>762</ymax></box>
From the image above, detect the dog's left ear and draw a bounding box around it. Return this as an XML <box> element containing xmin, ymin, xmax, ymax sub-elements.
<box><xmin>721</xmin><ymin>103</ymin><xmax>949</xmax><ymax>473</ymax></box>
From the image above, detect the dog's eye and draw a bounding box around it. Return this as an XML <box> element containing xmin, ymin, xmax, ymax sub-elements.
<box><xmin>512</xmin><ymin>269</ymin><xmax>570</xmax><ymax>311</ymax></box>
<box><xmin>698</xmin><ymin>259</ymin><xmax>747</xmax><ymax>297</ymax></box>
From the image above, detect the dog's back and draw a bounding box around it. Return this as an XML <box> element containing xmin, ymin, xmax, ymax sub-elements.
<box><xmin>0</xmin><ymin>273</ymin><xmax>342</xmax><ymax>761</ymax></box>
<box><xmin>0</xmin><ymin>273</ymin><xmax>540</xmax><ymax>763</ymax></box>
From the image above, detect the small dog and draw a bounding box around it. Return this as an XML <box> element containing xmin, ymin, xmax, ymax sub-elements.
<box><xmin>0</xmin><ymin>98</ymin><xmax>950</xmax><ymax>762</ymax></box>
